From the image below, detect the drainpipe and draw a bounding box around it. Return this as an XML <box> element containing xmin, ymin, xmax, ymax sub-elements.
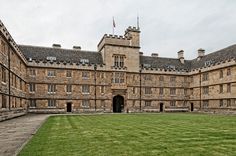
<box><xmin>139</xmin><ymin>68</ymin><xmax>142</xmax><ymax>112</ymax></box>
<box><xmin>8</xmin><ymin>38</ymin><xmax>11</xmax><ymax>111</ymax></box>
<box><xmin>199</xmin><ymin>70</ymin><xmax>201</xmax><ymax>110</ymax></box>
<box><xmin>94</xmin><ymin>64</ymin><xmax>97</xmax><ymax>112</ymax></box>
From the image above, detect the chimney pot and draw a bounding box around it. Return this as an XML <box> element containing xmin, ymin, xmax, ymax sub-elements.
<box><xmin>151</xmin><ymin>53</ymin><xmax>159</xmax><ymax>57</ymax></box>
<box><xmin>178</xmin><ymin>50</ymin><xmax>184</xmax><ymax>64</ymax></box>
<box><xmin>73</xmin><ymin>46</ymin><xmax>81</xmax><ymax>50</ymax></box>
<box><xmin>52</xmin><ymin>44</ymin><xmax>61</xmax><ymax>48</ymax></box>
<box><xmin>198</xmin><ymin>48</ymin><xmax>205</xmax><ymax>60</ymax></box>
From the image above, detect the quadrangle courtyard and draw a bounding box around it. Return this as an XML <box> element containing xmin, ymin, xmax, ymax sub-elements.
<box><xmin>1</xmin><ymin>113</ymin><xmax>235</xmax><ymax>156</ymax></box>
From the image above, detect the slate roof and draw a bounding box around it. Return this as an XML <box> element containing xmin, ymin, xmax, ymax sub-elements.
<box><xmin>19</xmin><ymin>44</ymin><xmax>236</xmax><ymax>71</ymax></box>
<box><xmin>140</xmin><ymin>56</ymin><xmax>192</xmax><ymax>71</ymax></box>
<box><xmin>140</xmin><ymin>44</ymin><xmax>236</xmax><ymax>71</ymax></box>
<box><xmin>19</xmin><ymin>45</ymin><xmax>103</xmax><ymax>65</ymax></box>
<box><xmin>189</xmin><ymin>44</ymin><xmax>236</xmax><ymax>69</ymax></box>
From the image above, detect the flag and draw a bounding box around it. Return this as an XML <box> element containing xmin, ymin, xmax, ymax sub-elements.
<box><xmin>113</xmin><ymin>17</ymin><xmax>116</xmax><ymax>28</ymax></box>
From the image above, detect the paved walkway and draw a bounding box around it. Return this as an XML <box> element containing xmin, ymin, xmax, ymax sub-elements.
<box><xmin>0</xmin><ymin>114</ymin><xmax>50</xmax><ymax>156</ymax></box>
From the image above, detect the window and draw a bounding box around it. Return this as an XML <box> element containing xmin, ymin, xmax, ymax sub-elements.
<box><xmin>159</xmin><ymin>88</ymin><xmax>164</xmax><ymax>95</ymax></box>
<box><xmin>1</xmin><ymin>40</ymin><xmax>6</xmax><ymax>52</ymax></box>
<box><xmin>183</xmin><ymin>101</ymin><xmax>187</xmax><ymax>107</ymax></box>
<box><xmin>219</xmin><ymin>70</ymin><xmax>223</xmax><ymax>78</ymax></box>
<box><xmin>227</xmin><ymin>83</ymin><xmax>231</xmax><ymax>93</ymax></box>
<box><xmin>170</xmin><ymin>101</ymin><xmax>176</xmax><ymax>107</ymax></box>
<box><xmin>227</xmin><ymin>68</ymin><xmax>231</xmax><ymax>76</ymax></box>
<box><xmin>113</xmin><ymin>72</ymin><xmax>124</xmax><ymax>83</ymax></box>
<box><xmin>101</xmin><ymin>100</ymin><xmax>106</xmax><ymax>109</ymax></box>
<box><xmin>80</xmin><ymin>59</ymin><xmax>89</xmax><ymax>64</ymax></box>
<box><xmin>203</xmin><ymin>86</ymin><xmax>209</xmax><ymax>95</ymax></box>
<box><xmin>227</xmin><ymin>99</ymin><xmax>231</xmax><ymax>107</ymax></box>
<box><xmin>82</xmin><ymin>85</ymin><xmax>90</xmax><ymax>94</ymax></box>
<box><xmin>48</xmin><ymin>84</ymin><xmax>56</xmax><ymax>93</ymax></box>
<box><xmin>66</xmin><ymin>71</ymin><xmax>72</xmax><ymax>78</ymax></box>
<box><xmin>82</xmin><ymin>100</ymin><xmax>90</xmax><ymax>108</ymax></box>
<box><xmin>66</xmin><ymin>85</ymin><xmax>72</xmax><ymax>93</ymax></box>
<box><xmin>29</xmin><ymin>69</ymin><xmax>36</xmax><ymax>76</ymax></box>
<box><xmin>145</xmin><ymin>101</ymin><xmax>151</xmax><ymax>107</ymax></box>
<box><xmin>159</xmin><ymin>76</ymin><xmax>164</xmax><ymax>82</ymax></box>
<box><xmin>82</xmin><ymin>72</ymin><xmax>90</xmax><ymax>79</ymax></box>
<box><xmin>144</xmin><ymin>75</ymin><xmax>151</xmax><ymax>81</ymax></box>
<box><xmin>48</xmin><ymin>99</ymin><xmax>56</xmax><ymax>107</ymax></box>
<box><xmin>114</xmin><ymin>55</ymin><xmax>125</xmax><ymax>67</ymax></box>
<box><xmin>29</xmin><ymin>83</ymin><xmax>35</xmax><ymax>92</ymax></box>
<box><xmin>101</xmin><ymin>72</ymin><xmax>105</xmax><ymax>79</ymax></box>
<box><xmin>11</xmin><ymin>74</ymin><xmax>14</xmax><ymax>87</ymax></box>
<box><xmin>101</xmin><ymin>86</ymin><xmax>105</xmax><ymax>94</ymax></box>
<box><xmin>219</xmin><ymin>100</ymin><xmax>223</xmax><ymax>107</ymax></box>
<box><xmin>145</xmin><ymin>87</ymin><xmax>152</xmax><ymax>94</ymax></box>
<box><xmin>184</xmin><ymin>77</ymin><xmax>188</xmax><ymax>83</ymax></box>
<box><xmin>170</xmin><ymin>76</ymin><xmax>176</xmax><ymax>82</ymax></box>
<box><xmin>190</xmin><ymin>76</ymin><xmax>194</xmax><ymax>83</ymax></box>
<box><xmin>29</xmin><ymin>100</ymin><xmax>36</xmax><ymax>107</ymax></box>
<box><xmin>47</xmin><ymin>70</ymin><xmax>56</xmax><ymax>77</ymax></box>
<box><xmin>132</xmin><ymin>100</ymin><xmax>135</xmax><ymax>107</ymax></box>
<box><xmin>132</xmin><ymin>87</ymin><xmax>136</xmax><ymax>94</ymax></box>
<box><xmin>15</xmin><ymin>76</ymin><xmax>17</xmax><ymax>88</ymax></box>
<box><xmin>20</xmin><ymin>80</ymin><xmax>22</xmax><ymax>90</ymax></box>
<box><xmin>1</xmin><ymin>95</ymin><xmax>7</xmax><ymax>108</ymax></box>
<box><xmin>203</xmin><ymin>100</ymin><xmax>209</xmax><ymax>108</ymax></box>
<box><xmin>190</xmin><ymin>88</ymin><xmax>193</xmax><ymax>95</ymax></box>
<box><xmin>202</xmin><ymin>73</ymin><xmax>208</xmax><ymax>81</ymax></box>
<box><xmin>219</xmin><ymin>84</ymin><xmax>223</xmax><ymax>93</ymax></box>
<box><xmin>2</xmin><ymin>67</ymin><xmax>6</xmax><ymax>83</ymax></box>
<box><xmin>184</xmin><ymin>89</ymin><xmax>187</xmax><ymax>95</ymax></box>
<box><xmin>170</xmin><ymin>88</ymin><xmax>176</xmax><ymax>95</ymax></box>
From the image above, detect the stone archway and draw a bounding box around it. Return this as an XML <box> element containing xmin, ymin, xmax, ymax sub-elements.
<box><xmin>113</xmin><ymin>95</ymin><xmax>124</xmax><ymax>113</ymax></box>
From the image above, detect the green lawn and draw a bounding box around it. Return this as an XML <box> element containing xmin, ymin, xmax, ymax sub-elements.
<box><xmin>19</xmin><ymin>114</ymin><xmax>236</xmax><ymax>156</ymax></box>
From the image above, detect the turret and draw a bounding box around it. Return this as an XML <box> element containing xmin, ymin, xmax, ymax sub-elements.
<box><xmin>124</xmin><ymin>26</ymin><xmax>140</xmax><ymax>47</ymax></box>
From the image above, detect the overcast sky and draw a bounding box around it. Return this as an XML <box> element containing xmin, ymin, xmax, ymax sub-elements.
<box><xmin>1</xmin><ymin>0</ymin><xmax>236</xmax><ymax>59</ymax></box>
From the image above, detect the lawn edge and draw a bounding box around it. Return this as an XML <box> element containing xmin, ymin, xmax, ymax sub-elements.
<box><xmin>15</xmin><ymin>115</ymin><xmax>51</xmax><ymax>156</ymax></box>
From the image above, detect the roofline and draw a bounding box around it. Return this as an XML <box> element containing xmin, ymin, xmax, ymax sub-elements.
<box><xmin>18</xmin><ymin>44</ymin><xmax>99</xmax><ymax>53</ymax></box>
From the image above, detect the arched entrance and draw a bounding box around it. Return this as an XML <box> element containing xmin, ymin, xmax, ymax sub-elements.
<box><xmin>113</xmin><ymin>95</ymin><xmax>124</xmax><ymax>113</ymax></box>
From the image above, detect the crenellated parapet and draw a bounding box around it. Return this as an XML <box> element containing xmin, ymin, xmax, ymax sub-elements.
<box><xmin>140</xmin><ymin>66</ymin><xmax>189</xmax><ymax>75</ymax></box>
<box><xmin>0</xmin><ymin>20</ymin><xmax>28</xmax><ymax>64</ymax></box>
<box><xmin>27</xmin><ymin>59</ymin><xmax>106</xmax><ymax>71</ymax></box>
<box><xmin>189</xmin><ymin>57</ymin><xmax>236</xmax><ymax>74</ymax></box>
<box><xmin>97</xmin><ymin>26</ymin><xmax>140</xmax><ymax>52</ymax></box>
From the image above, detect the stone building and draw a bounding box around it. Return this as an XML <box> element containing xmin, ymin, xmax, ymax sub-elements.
<box><xmin>0</xmin><ymin>19</ymin><xmax>236</xmax><ymax>120</ymax></box>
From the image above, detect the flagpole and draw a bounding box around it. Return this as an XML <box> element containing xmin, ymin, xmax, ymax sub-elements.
<box><xmin>112</xmin><ymin>16</ymin><xmax>116</xmax><ymax>35</ymax></box>
<box><xmin>137</xmin><ymin>14</ymin><xmax>140</xmax><ymax>29</ymax></box>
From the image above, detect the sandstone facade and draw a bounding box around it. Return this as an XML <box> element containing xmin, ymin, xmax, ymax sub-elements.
<box><xmin>0</xmin><ymin>20</ymin><xmax>236</xmax><ymax>120</ymax></box>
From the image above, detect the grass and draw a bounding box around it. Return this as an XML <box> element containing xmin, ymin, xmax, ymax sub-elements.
<box><xmin>19</xmin><ymin>113</ymin><xmax>236</xmax><ymax>156</ymax></box>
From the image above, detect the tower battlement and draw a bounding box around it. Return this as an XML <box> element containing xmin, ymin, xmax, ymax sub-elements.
<box><xmin>98</xmin><ymin>26</ymin><xmax>140</xmax><ymax>52</ymax></box>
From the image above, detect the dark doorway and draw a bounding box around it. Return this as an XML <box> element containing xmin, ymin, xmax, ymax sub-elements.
<box><xmin>113</xmin><ymin>95</ymin><xmax>124</xmax><ymax>113</ymax></box>
<box><xmin>160</xmin><ymin>103</ymin><xmax>164</xmax><ymax>112</ymax></box>
<box><xmin>67</xmin><ymin>103</ymin><xmax>72</xmax><ymax>112</ymax></box>
<box><xmin>190</xmin><ymin>103</ymin><xmax>194</xmax><ymax>112</ymax></box>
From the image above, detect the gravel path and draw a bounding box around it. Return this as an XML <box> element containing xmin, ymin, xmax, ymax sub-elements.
<box><xmin>0</xmin><ymin>114</ymin><xmax>50</xmax><ymax>156</ymax></box>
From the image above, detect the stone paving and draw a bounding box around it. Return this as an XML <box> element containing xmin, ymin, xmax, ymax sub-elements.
<box><xmin>0</xmin><ymin>114</ymin><xmax>50</xmax><ymax>156</ymax></box>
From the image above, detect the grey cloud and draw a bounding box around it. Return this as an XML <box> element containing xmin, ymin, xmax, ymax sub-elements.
<box><xmin>0</xmin><ymin>0</ymin><xmax>236</xmax><ymax>59</ymax></box>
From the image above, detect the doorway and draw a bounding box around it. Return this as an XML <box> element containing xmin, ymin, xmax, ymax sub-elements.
<box><xmin>190</xmin><ymin>103</ymin><xmax>194</xmax><ymax>112</ymax></box>
<box><xmin>113</xmin><ymin>95</ymin><xmax>124</xmax><ymax>113</ymax></box>
<box><xmin>67</xmin><ymin>103</ymin><xmax>72</xmax><ymax>112</ymax></box>
<box><xmin>160</xmin><ymin>103</ymin><xmax>164</xmax><ymax>112</ymax></box>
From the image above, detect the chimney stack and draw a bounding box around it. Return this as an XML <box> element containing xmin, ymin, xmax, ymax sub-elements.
<box><xmin>151</xmin><ymin>53</ymin><xmax>159</xmax><ymax>57</ymax></box>
<box><xmin>73</xmin><ymin>46</ymin><xmax>81</xmax><ymax>50</ymax></box>
<box><xmin>52</xmin><ymin>44</ymin><xmax>61</xmax><ymax>48</ymax></box>
<box><xmin>178</xmin><ymin>50</ymin><xmax>184</xmax><ymax>64</ymax></box>
<box><xmin>197</xmin><ymin>48</ymin><xmax>205</xmax><ymax>60</ymax></box>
